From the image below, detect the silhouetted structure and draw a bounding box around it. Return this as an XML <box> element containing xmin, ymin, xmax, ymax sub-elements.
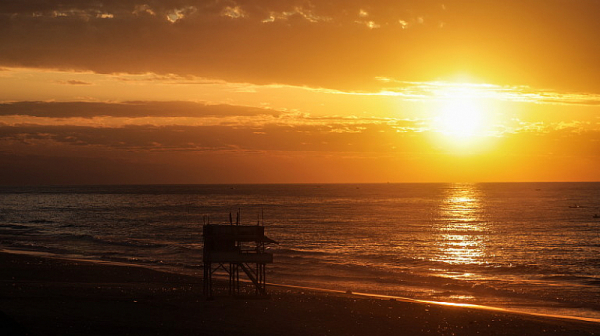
<box><xmin>202</xmin><ymin>215</ymin><xmax>276</xmax><ymax>299</ymax></box>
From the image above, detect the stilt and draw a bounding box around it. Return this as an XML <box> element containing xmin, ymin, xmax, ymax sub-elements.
<box><xmin>202</xmin><ymin>219</ymin><xmax>277</xmax><ymax>298</ymax></box>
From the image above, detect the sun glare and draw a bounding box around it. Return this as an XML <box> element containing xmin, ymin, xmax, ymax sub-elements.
<box><xmin>435</xmin><ymin>98</ymin><xmax>485</xmax><ymax>138</ymax></box>
<box><xmin>425</xmin><ymin>83</ymin><xmax>500</xmax><ymax>153</ymax></box>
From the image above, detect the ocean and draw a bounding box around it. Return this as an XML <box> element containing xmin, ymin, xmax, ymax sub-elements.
<box><xmin>0</xmin><ymin>183</ymin><xmax>599</xmax><ymax>321</ymax></box>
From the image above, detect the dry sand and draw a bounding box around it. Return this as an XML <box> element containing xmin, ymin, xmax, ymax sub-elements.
<box><xmin>0</xmin><ymin>250</ymin><xmax>598</xmax><ymax>336</ymax></box>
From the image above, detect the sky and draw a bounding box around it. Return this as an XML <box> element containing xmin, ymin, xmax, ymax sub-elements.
<box><xmin>0</xmin><ymin>0</ymin><xmax>599</xmax><ymax>185</ymax></box>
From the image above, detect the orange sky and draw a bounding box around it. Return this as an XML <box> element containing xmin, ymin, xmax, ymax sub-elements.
<box><xmin>0</xmin><ymin>1</ymin><xmax>599</xmax><ymax>184</ymax></box>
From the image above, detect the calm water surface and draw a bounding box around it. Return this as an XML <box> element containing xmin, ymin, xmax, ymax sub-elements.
<box><xmin>0</xmin><ymin>183</ymin><xmax>599</xmax><ymax>320</ymax></box>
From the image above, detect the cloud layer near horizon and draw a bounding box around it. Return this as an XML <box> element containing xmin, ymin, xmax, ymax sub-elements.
<box><xmin>0</xmin><ymin>101</ymin><xmax>426</xmax><ymax>153</ymax></box>
<box><xmin>1</xmin><ymin>0</ymin><xmax>600</xmax><ymax>92</ymax></box>
<box><xmin>0</xmin><ymin>100</ymin><xmax>597</xmax><ymax>185</ymax></box>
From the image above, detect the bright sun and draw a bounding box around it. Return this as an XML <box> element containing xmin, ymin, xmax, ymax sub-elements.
<box><xmin>434</xmin><ymin>98</ymin><xmax>486</xmax><ymax>138</ymax></box>
<box><xmin>428</xmin><ymin>83</ymin><xmax>498</xmax><ymax>152</ymax></box>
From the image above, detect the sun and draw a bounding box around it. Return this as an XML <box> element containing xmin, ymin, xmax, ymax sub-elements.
<box><xmin>427</xmin><ymin>83</ymin><xmax>499</xmax><ymax>152</ymax></box>
<box><xmin>429</xmin><ymin>81</ymin><xmax>497</xmax><ymax>140</ymax></box>
<box><xmin>434</xmin><ymin>98</ymin><xmax>486</xmax><ymax>138</ymax></box>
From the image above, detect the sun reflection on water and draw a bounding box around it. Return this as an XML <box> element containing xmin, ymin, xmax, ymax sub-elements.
<box><xmin>434</xmin><ymin>183</ymin><xmax>489</xmax><ymax>269</ymax></box>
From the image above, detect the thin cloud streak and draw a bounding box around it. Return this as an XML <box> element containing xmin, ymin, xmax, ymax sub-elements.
<box><xmin>373</xmin><ymin>79</ymin><xmax>600</xmax><ymax>107</ymax></box>
<box><xmin>3</xmin><ymin>67</ymin><xmax>600</xmax><ymax>110</ymax></box>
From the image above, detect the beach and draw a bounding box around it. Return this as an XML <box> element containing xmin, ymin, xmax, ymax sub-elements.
<box><xmin>0</xmin><ymin>251</ymin><xmax>598</xmax><ymax>336</ymax></box>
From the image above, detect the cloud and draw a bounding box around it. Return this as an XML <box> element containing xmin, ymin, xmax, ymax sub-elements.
<box><xmin>221</xmin><ymin>6</ymin><xmax>247</xmax><ymax>19</ymax></box>
<box><xmin>0</xmin><ymin>112</ymin><xmax>595</xmax><ymax>157</ymax></box>
<box><xmin>0</xmin><ymin>0</ymin><xmax>442</xmax><ymax>91</ymax></box>
<box><xmin>57</xmin><ymin>79</ymin><xmax>93</xmax><ymax>85</ymax></box>
<box><xmin>1</xmin><ymin>118</ymin><xmax>599</xmax><ymax>185</ymax></box>
<box><xmin>0</xmin><ymin>101</ymin><xmax>280</xmax><ymax>118</ymax></box>
<box><xmin>374</xmin><ymin>79</ymin><xmax>600</xmax><ymax>106</ymax></box>
<box><xmin>0</xmin><ymin>116</ymin><xmax>426</xmax><ymax>153</ymax></box>
<box><xmin>1</xmin><ymin>1</ymin><xmax>598</xmax><ymax>92</ymax></box>
<box><xmin>0</xmin><ymin>100</ymin><xmax>432</xmax><ymax>132</ymax></box>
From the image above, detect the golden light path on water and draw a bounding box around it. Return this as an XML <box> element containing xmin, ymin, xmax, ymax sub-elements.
<box><xmin>434</xmin><ymin>183</ymin><xmax>488</xmax><ymax>277</ymax></box>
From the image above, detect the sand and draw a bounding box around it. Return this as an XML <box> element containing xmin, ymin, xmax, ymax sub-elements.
<box><xmin>0</xmin><ymin>250</ymin><xmax>598</xmax><ymax>336</ymax></box>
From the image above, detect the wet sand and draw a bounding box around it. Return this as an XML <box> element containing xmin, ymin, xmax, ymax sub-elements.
<box><xmin>0</xmin><ymin>250</ymin><xmax>598</xmax><ymax>336</ymax></box>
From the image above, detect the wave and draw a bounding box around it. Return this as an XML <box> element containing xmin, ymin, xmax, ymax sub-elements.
<box><xmin>274</xmin><ymin>247</ymin><xmax>329</xmax><ymax>256</ymax></box>
<box><xmin>537</xmin><ymin>274</ymin><xmax>600</xmax><ymax>287</ymax></box>
<box><xmin>272</xmin><ymin>255</ymin><xmax>600</xmax><ymax>309</ymax></box>
<box><xmin>0</xmin><ymin>223</ymin><xmax>39</xmax><ymax>231</ymax></box>
<box><xmin>56</xmin><ymin>233</ymin><xmax>170</xmax><ymax>249</ymax></box>
<box><xmin>4</xmin><ymin>242</ymin><xmax>74</xmax><ymax>255</ymax></box>
<box><xmin>28</xmin><ymin>219</ymin><xmax>55</xmax><ymax>224</ymax></box>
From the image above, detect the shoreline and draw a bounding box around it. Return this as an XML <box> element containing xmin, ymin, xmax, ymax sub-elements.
<box><xmin>0</xmin><ymin>249</ymin><xmax>599</xmax><ymax>335</ymax></box>
<box><xmin>267</xmin><ymin>283</ymin><xmax>600</xmax><ymax>325</ymax></box>
<box><xmin>4</xmin><ymin>248</ymin><xmax>600</xmax><ymax>325</ymax></box>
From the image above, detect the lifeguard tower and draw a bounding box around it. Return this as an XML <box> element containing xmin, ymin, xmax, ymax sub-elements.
<box><xmin>202</xmin><ymin>213</ymin><xmax>277</xmax><ymax>298</ymax></box>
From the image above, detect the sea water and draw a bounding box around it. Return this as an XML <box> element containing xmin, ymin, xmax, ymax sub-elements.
<box><xmin>0</xmin><ymin>183</ymin><xmax>599</xmax><ymax>320</ymax></box>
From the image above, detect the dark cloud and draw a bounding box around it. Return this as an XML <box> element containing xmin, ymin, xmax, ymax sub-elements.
<box><xmin>58</xmin><ymin>80</ymin><xmax>93</xmax><ymax>85</ymax></box>
<box><xmin>0</xmin><ymin>1</ymin><xmax>599</xmax><ymax>92</ymax></box>
<box><xmin>1</xmin><ymin>122</ymin><xmax>599</xmax><ymax>184</ymax></box>
<box><xmin>1</xmin><ymin>119</ymin><xmax>598</xmax><ymax>158</ymax></box>
<box><xmin>0</xmin><ymin>120</ymin><xmax>431</xmax><ymax>184</ymax></box>
<box><xmin>0</xmin><ymin>101</ymin><xmax>279</xmax><ymax>118</ymax></box>
<box><xmin>0</xmin><ymin>122</ymin><xmax>423</xmax><ymax>153</ymax></box>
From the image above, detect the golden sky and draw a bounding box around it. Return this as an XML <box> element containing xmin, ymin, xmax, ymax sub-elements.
<box><xmin>0</xmin><ymin>1</ymin><xmax>599</xmax><ymax>184</ymax></box>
